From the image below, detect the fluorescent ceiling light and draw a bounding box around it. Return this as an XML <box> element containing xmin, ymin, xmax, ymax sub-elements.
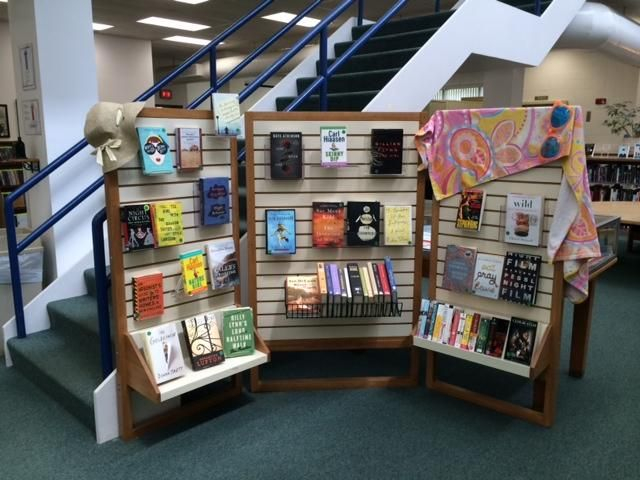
<box><xmin>262</xmin><ymin>12</ymin><xmax>320</xmax><ymax>28</ymax></box>
<box><xmin>174</xmin><ymin>0</ymin><xmax>209</xmax><ymax>4</ymax></box>
<box><xmin>137</xmin><ymin>16</ymin><xmax>209</xmax><ymax>32</ymax></box>
<box><xmin>165</xmin><ymin>35</ymin><xmax>223</xmax><ymax>46</ymax></box>
<box><xmin>92</xmin><ymin>23</ymin><xmax>114</xmax><ymax>31</ymax></box>
<box><xmin>0</xmin><ymin>1</ymin><xmax>8</xmax><ymax>3</ymax></box>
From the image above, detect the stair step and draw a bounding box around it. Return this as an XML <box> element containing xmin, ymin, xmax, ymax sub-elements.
<box><xmin>317</xmin><ymin>48</ymin><xmax>419</xmax><ymax>76</ymax></box>
<box><xmin>276</xmin><ymin>90</ymin><xmax>378</xmax><ymax>112</ymax></box>
<box><xmin>7</xmin><ymin>330</ymin><xmax>102</xmax><ymax>430</ymax></box>
<box><xmin>298</xmin><ymin>68</ymin><xmax>400</xmax><ymax>95</ymax></box>
<box><xmin>351</xmin><ymin>10</ymin><xmax>453</xmax><ymax>40</ymax></box>
<box><xmin>83</xmin><ymin>267</ymin><xmax>110</xmax><ymax>298</ymax></box>
<box><xmin>47</xmin><ymin>294</ymin><xmax>101</xmax><ymax>343</ymax></box>
<box><xmin>334</xmin><ymin>27</ymin><xmax>437</xmax><ymax>58</ymax></box>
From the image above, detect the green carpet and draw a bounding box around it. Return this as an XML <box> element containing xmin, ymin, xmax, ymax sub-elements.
<box><xmin>0</xmin><ymin>236</ymin><xmax>638</xmax><ymax>479</ymax></box>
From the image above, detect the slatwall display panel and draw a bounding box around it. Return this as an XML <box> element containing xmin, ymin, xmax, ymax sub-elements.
<box><xmin>246</xmin><ymin>112</ymin><xmax>422</xmax><ymax>343</ymax></box>
<box><xmin>116</xmin><ymin>113</ymin><xmax>240</xmax><ymax>334</ymax></box>
<box><xmin>432</xmin><ymin>161</ymin><xmax>564</xmax><ymax>328</ymax></box>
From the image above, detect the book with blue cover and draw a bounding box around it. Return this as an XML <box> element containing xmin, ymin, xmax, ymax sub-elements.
<box><xmin>200</xmin><ymin>177</ymin><xmax>230</xmax><ymax>226</ymax></box>
<box><xmin>265</xmin><ymin>209</ymin><xmax>296</xmax><ymax>255</ymax></box>
<box><xmin>137</xmin><ymin>127</ymin><xmax>175</xmax><ymax>175</ymax></box>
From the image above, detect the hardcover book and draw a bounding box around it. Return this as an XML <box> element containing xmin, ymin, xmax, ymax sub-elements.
<box><xmin>142</xmin><ymin>322</ymin><xmax>186</xmax><ymax>384</ymax></box>
<box><xmin>120</xmin><ymin>203</ymin><xmax>155</xmax><ymax>252</ymax></box>
<box><xmin>384</xmin><ymin>205</ymin><xmax>412</xmax><ymax>246</ymax></box>
<box><xmin>500</xmin><ymin>252</ymin><xmax>542</xmax><ymax>306</ymax></box>
<box><xmin>212</xmin><ymin>93</ymin><xmax>243</xmax><ymax>137</ymax></box>
<box><xmin>317</xmin><ymin>263</ymin><xmax>328</xmax><ymax>304</ymax></box>
<box><xmin>455</xmin><ymin>189</ymin><xmax>486</xmax><ymax>231</ymax></box>
<box><xmin>199</xmin><ymin>177</ymin><xmax>230</xmax><ymax>226</ymax></box>
<box><xmin>474</xmin><ymin>317</ymin><xmax>491</xmax><ymax>353</ymax></box>
<box><xmin>383</xmin><ymin>256</ymin><xmax>398</xmax><ymax>303</ymax></box>
<box><xmin>346</xmin><ymin>201</ymin><xmax>380</xmax><ymax>246</ymax></box>
<box><xmin>442</xmin><ymin>245</ymin><xmax>477</xmax><ymax>294</ymax></box>
<box><xmin>182</xmin><ymin>312</ymin><xmax>225</xmax><ymax>370</ymax></box>
<box><xmin>504</xmin><ymin>194</ymin><xmax>544</xmax><ymax>247</ymax></box>
<box><xmin>370</xmin><ymin>128</ymin><xmax>403</xmax><ymax>175</ymax></box>
<box><xmin>265</xmin><ymin>209</ymin><xmax>296</xmax><ymax>255</ymax></box>
<box><xmin>286</xmin><ymin>275</ymin><xmax>321</xmax><ymax>315</ymax></box>
<box><xmin>312</xmin><ymin>202</ymin><xmax>345</xmax><ymax>247</ymax></box>
<box><xmin>222</xmin><ymin>307</ymin><xmax>255</xmax><ymax>358</ymax></box>
<box><xmin>132</xmin><ymin>273</ymin><xmax>164</xmax><ymax>321</ymax></box>
<box><xmin>206</xmin><ymin>238</ymin><xmax>240</xmax><ymax>289</ymax></box>
<box><xmin>472</xmin><ymin>253</ymin><xmax>505</xmax><ymax>300</ymax></box>
<box><xmin>179</xmin><ymin>250</ymin><xmax>208</xmax><ymax>296</ymax></box>
<box><xmin>151</xmin><ymin>201</ymin><xmax>184</xmax><ymax>247</ymax></box>
<box><xmin>137</xmin><ymin>127</ymin><xmax>175</xmax><ymax>175</ymax></box>
<box><xmin>347</xmin><ymin>263</ymin><xmax>364</xmax><ymax>302</ymax></box>
<box><xmin>485</xmin><ymin>317</ymin><xmax>510</xmax><ymax>358</ymax></box>
<box><xmin>320</xmin><ymin>126</ymin><xmax>347</xmax><ymax>167</ymax></box>
<box><xmin>270</xmin><ymin>132</ymin><xmax>303</xmax><ymax>179</ymax></box>
<box><xmin>504</xmin><ymin>317</ymin><xmax>538</xmax><ymax>365</ymax></box>
<box><xmin>176</xmin><ymin>127</ymin><xmax>203</xmax><ymax>170</ymax></box>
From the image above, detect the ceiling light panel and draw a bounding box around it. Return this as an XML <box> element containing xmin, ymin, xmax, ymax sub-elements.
<box><xmin>92</xmin><ymin>23</ymin><xmax>114</xmax><ymax>31</ymax></box>
<box><xmin>137</xmin><ymin>16</ymin><xmax>209</xmax><ymax>32</ymax></box>
<box><xmin>174</xmin><ymin>0</ymin><xmax>209</xmax><ymax>4</ymax></box>
<box><xmin>262</xmin><ymin>12</ymin><xmax>321</xmax><ymax>28</ymax></box>
<box><xmin>164</xmin><ymin>35</ymin><xmax>220</xmax><ymax>46</ymax></box>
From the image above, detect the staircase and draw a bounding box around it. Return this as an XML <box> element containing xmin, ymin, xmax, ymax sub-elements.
<box><xmin>7</xmin><ymin>269</ymin><xmax>107</xmax><ymax>431</ymax></box>
<box><xmin>275</xmin><ymin>1</ymin><xmax>551</xmax><ymax>111</ymax></box>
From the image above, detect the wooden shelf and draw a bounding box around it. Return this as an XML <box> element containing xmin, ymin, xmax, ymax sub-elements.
<box><xmin>587</xmin><ymin>156</ymin><xmax>640</xmax><ymax>164</ymax></box>
<box><xmin>0</xmin><ymin>159</ymin><xmax>40</xmax><ymax>169</ymax></box>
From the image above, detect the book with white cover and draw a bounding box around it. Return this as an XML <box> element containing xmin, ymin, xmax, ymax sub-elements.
<box><xmin>472</xmin><ymin>253</ymin><xmax>505</xmax><ymax>300</ymax></box>
<box><xmin>142</xmin><ymin>322</ymin><xmax>186</xmax><ymax>384</ymax></box>
<box><xmin>504</xmin><ymin>193</ymin><xmax>544</xmax><ymax>247</ymax></box>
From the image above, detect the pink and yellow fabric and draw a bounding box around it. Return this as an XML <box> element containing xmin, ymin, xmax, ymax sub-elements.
<box><xmin>415</xmin><ymin>104</ymin><xmax>601</xmax><ymax>303</ymax></box>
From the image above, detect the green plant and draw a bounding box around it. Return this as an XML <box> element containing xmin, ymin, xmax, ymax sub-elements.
<box><xmin>603</xmin><ymin>101</ymin><xmax>640</xmax><ymax>137</ymax></box>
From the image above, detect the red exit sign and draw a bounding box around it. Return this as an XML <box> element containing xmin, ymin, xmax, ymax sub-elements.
<box><xmin>159</xmin><ymin>89</ymin><xmax>173</xmax><ymax>100</ymax></box>
<box><xmin>595</xmin><ymin>98</ymin><xmax>607</xmax><ymax>105</ymax></box>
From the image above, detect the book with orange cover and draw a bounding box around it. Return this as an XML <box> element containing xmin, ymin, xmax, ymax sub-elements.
<box><xmin>132</xmin><ymin>273</ymin><xmax>164</xmax><ymax>321</ymax></box>
<box><xmin>312</xmin><ymin>202</ymin><xmax>345</xmax><ymax>247</ymax></box>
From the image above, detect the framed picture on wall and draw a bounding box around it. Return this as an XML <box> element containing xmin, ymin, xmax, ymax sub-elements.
<box><xmin>19</xmin><ymin>44</ymin><xmax>37</xmax><ymax>90</ymax></box>
<box><xmin>0</xmin><ymin>104</ymin><xmax>10</xmax><ymax>138</ymax></box>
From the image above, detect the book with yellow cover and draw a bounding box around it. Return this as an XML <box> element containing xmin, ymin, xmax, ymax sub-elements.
<box><xmin>384</xmin><ymin>205</ymin><xmax>412</xmax><ymax>246</ymax></box>
<box><xmin>152</xmin><ymin>201</ymin><xmax>184</xmax><ymax>247</ymax></box>
<box><xmin>180</xmin><ymin>249</ymin><xmax>208</xmax><ymax>295</ymax></box>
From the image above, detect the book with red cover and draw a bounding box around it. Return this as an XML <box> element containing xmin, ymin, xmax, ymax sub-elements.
<box><xmin>132</xmin><ymin>273</ymin><xmax>164</xmax><ymax>321</ymax></box>
<box><xmin>485</xmin><ymin>317</ymin><xmax>510</xmax><ymax>358</ymax></box>
<box><xmin>312</xmin><ymin>202</ymin><xmax>345</xmax><ymax>247</ymax></box>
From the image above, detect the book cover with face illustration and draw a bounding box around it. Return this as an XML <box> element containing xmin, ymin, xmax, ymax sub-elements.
<box><xmin>137</xmin><ymin>127</ymin><xmax>175</xmax><ymax>175</ymax></box>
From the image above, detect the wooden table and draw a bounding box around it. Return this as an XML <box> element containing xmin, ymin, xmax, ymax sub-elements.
<box><xmin>592</xmin><ymin>201</ymin><xmax>640</xmax><ymax>252</ymax></box>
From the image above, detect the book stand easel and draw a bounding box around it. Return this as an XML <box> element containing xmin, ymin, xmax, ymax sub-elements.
<box><xmin>413</xmin><ymin>161</ymin><xmax>566</xmax><ymax>426</ymax></box>
<box><xmin>105</xmin><ymin>109</ymin><xmax>269</xmax><ymax>440</ymax></box>
<box><xmin>245</xmin><ymin>111</ymin><xmax>425</xmax><ymax>392</ymax></box>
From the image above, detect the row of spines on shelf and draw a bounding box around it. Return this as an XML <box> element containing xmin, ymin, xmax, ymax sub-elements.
<box><xmin>587</xmin><ymin>163</ymin><xmax>640</xmax><ymax>186</ymax></box>
<box><xmin>589</xmin><ymin>184</ymin><xmax>640</xmax><ymax>202</ymax></box>
<box><xmin>416</xmin><ymin>299</ymin><xmax>538</xmax><ymax>366</ymax></box>
<box><xmin>0</xmin><ymin>169</ymin><xmax>25</xmax><ymax>187</ymax></box>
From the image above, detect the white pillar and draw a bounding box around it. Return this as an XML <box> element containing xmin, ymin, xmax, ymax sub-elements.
<box><xmin>8</xmin><ymin>0</ymin><xmax>103</xmax><ymax>283</ymax></box>
<box><xmin>483</xmin><ymin>65</ymin><xmax>525</xmax><ymax>108</ymax></box>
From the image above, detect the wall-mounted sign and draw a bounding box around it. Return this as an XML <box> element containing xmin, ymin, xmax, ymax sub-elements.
<box><xmin>159</xmin><ymin>89</ymin><xmax>173</xmax><ymax>100</ymax></box>
<box><xmin>19</xmin><ymin>44</ymin><xmax>37</xmax><ymax>91</ymax></box>
<box><xmin>595</xmin><ymin>98</ymin><xmax>607</xmax><ymax>105</ymax></box>
<box><xmin>21</xmin><ymin>99</ymin><xmax>41</xmax><ymax>135</ymax></box>
<box><xmin>534</xmin><ymin>95</ymin><xmax>549</xmax><ymax>101</ymax></box>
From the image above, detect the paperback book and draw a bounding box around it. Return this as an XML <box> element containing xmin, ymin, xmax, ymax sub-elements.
<box><xmin>472</xmin><ymin>253</ymin><xmax>504</xmax><ymax>299</ymax></box>
<box><xmin>504</xmin><ymin>317</ymin><xmax>538</xmax><ymax>365</ymax></box>
<box><xmin>182</xmin><ymin>312</ymin><xmax>225</xmax><ymax>370</ymax></box>
<box><xmin>346</xmin><ymin>201</ymin><xmax>380</xmax><ymax>246</ymax></box>
<box><xmin>384</xmin><ymin>205</ymin><xmax>412</xmax><ymax>246</ymax></box>
<box><xmin>176</xmin><ymin>127</ymin><xmax>203</xmax><ymax>170</ymax></box>
<box><xmin>500</xmin><ymin>252</ymin><xmax>542</xmax><ymax>306</ymax></box>
<box><xmin>270</xmin><ymin>132</ymin><xmax>303</xmax><ymax>179</ymax></box>
<box><xmin>137</xmin><ymin>127</ymin><xmax>175</xmax><ymax>175</ymax></box>
<box><xmin>222</xmin><ymin>307</ymin><xmax>255</xmax><ymax>358</ymax></box>
<box><xmin>199</xmin><ymin>177</ymin><xmax>230</xmax><ymax>226</ymax></box>
<box><xmin>265</xmin><ymin>209</ymin><xmax>296</xmax><ymax>255</ymax></box>
<box><xmin>120</xmin><ymin>203</ymin><xmax>155</xmax><ymax>252</ymax></box>
<box><xmin>370</xmin><ymin>128</ymin><xmax>403</xmax><ymax>175</ymax></box>
<box><xmin>179</xmin><ymin>250</ymin><xmax>208</xmax><ymax>296</ymax></box>
<box><xmin>442</xmin><ymin>245</ymin><xmax>477</xmax><ymax>294</ymax></box>
<box><xmin>151</xmin><ymin>201</ymin><xmax>184</xmax><ymax>247</ymax></box>
<box><xmin>286</xmin><ymin>275</ymin><xmax>322</xmax><ymax>315</ymax></box>
<box><xmin>132</xmin><ymin>273</ymin><xmax>164</xmax><ymax>321</ymax></box>
<box><xmin>485</xmin><ymin>317</ymin><xmax>510</xmax><ymax>358</ymax></box>
<box><xmin>206</xmin><ymin>238</ymin><xmax>240</xmax><ymax>289</ymax></box>
<box><xmin>504</xmin><ymin>193</ymin><xmax>544</xmax><ymax>247</ymax></box>
<box><xmin>212</xmin><ymin>93</ymin><xmax>243</xmax><ymax>137</ymax></box>
<box><xmin>142</xmin><ymin>322</ymin><xmax>186</xmax><ymax>384</ymax></box>
<box><xmin>320</xmin><ymin>126</ymin><xmax>347</xmax><ymax>167</ymax></box>
<box><xmin>312</xmin><ymin>202</ymin><xmax>345</xmax><ymax>247</ymax></box>
<box><xmin>455</xmin><ymin>189</ymin><xmax>486</xmax><ymax>231</ymax></box>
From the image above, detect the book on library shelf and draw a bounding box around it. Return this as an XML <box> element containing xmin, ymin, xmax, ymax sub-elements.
<box><xmin>265</xmin><ymin>209</ymin><xmax>296</xmax><ymax>255</ymax></box>
<box><xmin>206</xmin><ymin>238</ymin><xmax>240</xmax><ymax>290</ymax></box>
<box><xmin>176</xmin><ymin>127</ymin><xmax>202</xmax><ymax>170</ymax></box>
<box><xmin>416</xmin><ymin>299</ymin><xmax>538</xmax><ymax>366</ymax></box>
<box><xmin>137</xmin><ymin>127</ymin><xmax>175</xmax><ymax>175</ymax></box>
<box><xmin>471</xmin><ymin>253</ymin><xmax>504</xmax><ymax>300</ymax></box>
<box><xmin>504</xmin><ymin>193</ymin><xmax>544</xmax><ymax>247</ymax></box>
<box><xmin>346</xmin><ymin>201</ymin><xmax>380</xmax><ymax>246</ymax></box>
<box><xmin>320</xmin><ymin>126</ymin><xmax>348</xmax><ymax>167</ymax></box>
<box><xmin>199</xmin><ymin>177</ymin><xmax>230</xmax><ymax>226</ymax></box>
<box><xmin>270</xmin><ymin>132</ymin><xmax>303</xmax><ymax>179</ymax></box>
<box><xmin>221</xmin><ymin>307</ymin><xmax>255</xmax><ymax>358</ymax></box>
<box><xmin>370</xmin><ymin>128</ymin><xmax>403</xmax><ymax>175</ymax></box>
<box><xmin>286</xmin><ymin>275</ymin><xmax>322</xmax><ymax>314</ymax></box>
<box><xmin>384</xmin><ymin>205</ymin><xmax>412</xmax><ymax>246</ymax></box>
<box><xmin>179</xmin><ymin>250</ymin><xmax>208</xmax><ymax>296</ymax></box>
<box><xmin>455</xmin><ymin>189</ymin><xmax>486</xmax><ymax>231</ymax></box>
<box><xmin>151</xmin><ymin>201</ymin><xmax>184</xmax><ymax>247</ymax></box>
<box><xmin>132</xmin><ymin>273</ymin><xmax>164</xmax><ymax>321</ymax></box>
<box><xmin>182</xmin><ymin>312</ymin><xmax>225</xmax><ymax>371</ymax></box>
<box><xmin>499</xmin><ymin>252</ymin><xmax>542</xmax><ymax>306</ymax></box>
<box><xmin>312</xmin><ymin>202</ymin><xmax>345</xmax><ymax>247</ymax></box>
<box><xmin>442</xmin><ymin>245</ymin><xmax>477</xmax><ymax>294</ymax></box>
<box><xmin>120</xmin><ymin>203</ymin><xmax>155</xmax><ymax>252</ymax></box>
<box><xmin>142</xmin><ymin>322</ymin><xmax>186</xmax><ymax>384</ymax></box>
<box><xmin>212</xmin><ymin>93</ymin><xmax>243</xmax><ymax>137</ymax></box>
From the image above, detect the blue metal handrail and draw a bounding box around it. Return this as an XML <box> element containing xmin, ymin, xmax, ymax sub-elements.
<box><xmin>535</xmin><ymin>0</ymin><xmax>541</xmax><ymax>16</ymax></box>
<box><xmin>91</xmin><ymin>208</ymin><xmax>112</xmax><ymax>379</ymax></box>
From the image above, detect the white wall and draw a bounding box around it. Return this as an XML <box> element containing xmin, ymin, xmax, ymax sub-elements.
<box><xmin>0</xmin><ymin>22</ymin><xmax>18</xmax><ymax>141</ymax></box>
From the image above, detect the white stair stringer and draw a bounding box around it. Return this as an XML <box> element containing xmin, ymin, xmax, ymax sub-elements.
<box><xmin>364</xmin><ymin>0</ymin><xmax>586</xmax><ymax>112</ymax></box>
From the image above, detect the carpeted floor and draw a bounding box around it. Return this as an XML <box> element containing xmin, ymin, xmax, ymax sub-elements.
<box><xmin>1</xmin><ymin>237</ymin><xmax>638</xmax><ymax>479</ymax></box>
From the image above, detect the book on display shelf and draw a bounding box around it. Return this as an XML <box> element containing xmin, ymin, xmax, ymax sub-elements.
<box><xmin>151</xmin><ymin>201</ymin><xmax>184</xmax><ymax>247</ymax></box>
<box><xmin>179</xmin><ymin>249</ymin><xmax>208</xmax><ymax>296</ymax></box>
<box><xmin>132</xmin><ymin>272</ymin><xmax>164</xmax><ymax>321</ymax></box>
<box><xmin>455</xmin><ymin>189</ymin><xmax>486</xmax><ymax>231</ymax></box>
<box><xmin>320</xmin><ymin>126</ymin><xmax>348</xmax><ymax>167</ymax></box>
<box><xmin>142</xmin><ymin>322</ymin><xmax>186</xmax><ymax>384</ymax></box>
<box><xmin>504</xmin><ymin>193</ymin><xmax>544</xmax><ymax>247</ymax></box>
<box><xmin>504</xmin><ymin>317</ymin><xmax>538</xmax><ymax>366</ymax></box>
<box><xmin>199</xmin><ymin>177</ymin><xmax>230</xmax><ymax>226</ymax></box>
<box><xmin>471</xmin><ymin>253</ymin><xmax>504</xmax><ymax>300</ymax></box>
<box><xmin>182</xmin><ymin>312</ymin><xmax>225</xmax><ymax>371</ymax></box>
<box><xmin>270</xmin><ymin>132</ymin><xmax>303</xmax><ymax>179</ymax></box>
<box><xmin>176</xmin><ymin>127</ymin><xmax>203</xmax><ymax>170</ymax></box>
<box><xmin>120</xmin><ymin>203</ymin><xmax>155</xmax><ymax>252</ymax></box>
<box><xmin>137</xmin><ymin>127</ymin><xmax>175</xmax><ymax>175</ymax></box>
<box><xmin>221</xmin><ymin>307</ymin><xmax>255</xmax><ymax>358</ymax></box>
<box><xmin>312</xmin><ymin>202</ymin><xmax>345</xmax><ymax>248</ymax></box>
<box><xmin>370</xmin><ymin>128</ymin><xmax>403</xmax><ymax>175</ymax></box>
<box><xmin>499</xmin><ymin>252</ymin><xmax>542</xmax><ymax>306</ymax></box>
<box><xmin>346</xmin><ymin>201</ymin><xmax>380</xmax><ymax>247</ymax></box>
<box><xmin>384</xmin><ymin>205</ymin><xmax>412</xmax><ymax>246</ymax></box>
<box><xmin>265</xmin><ymin>209</ymin><xmax>296</xmax><ymax>255</ymax></box>
<box><xmin>442</xmin><ymin>245</ymin><xmax>477</xmax><ymax>294</ymax></box>
<box><xmin>206</xmin><ymin>238</ymin><xmax>240</xmax><ymax>290</ymax></box>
